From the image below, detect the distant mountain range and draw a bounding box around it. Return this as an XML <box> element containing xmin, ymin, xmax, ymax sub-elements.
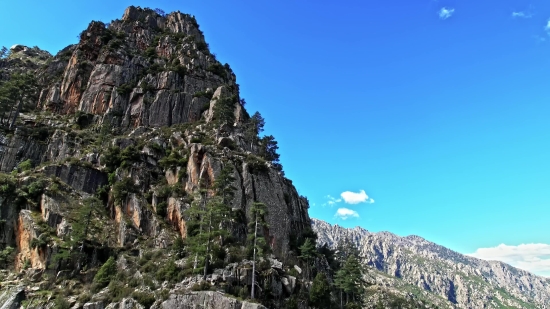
<box><xmin>312</xmin><ymin>219</ymin><xmax>550</xmax><ymax>308</ymax></box>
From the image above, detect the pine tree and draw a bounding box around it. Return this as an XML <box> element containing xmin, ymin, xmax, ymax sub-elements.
<box><xmin>248</xmin><ymin>201</ymin><xmax>269</xmax><ymax>299</ymax></box>
<box><xmin>185</xmin><ymin>189</ymin><xmax>209</xmax><ymax>274</ymax></box>
<box><xmin>334</xmin><ymin>254</ymin><xmax>366</xmax><ymax>308</ymax></box>
<box><xmin>213</xmin><ymin>163</ymin><xmax>236</xmax><ymax>206</ymax></box>
<box><xmin>212</xmin><ymin>95</ymin><xmax>236</xmax><ymax>125</ymax></box>
<box><xmin>310</xmin><ymin>272</ymin><xmax>331</xmax><ymax>309</ymax></box>
<box><xmin>51</xmin><ymin>197</ymin><xmax>101</xmax><ymax>273</ymax></box>
<box><xmin>245</xmin><ymin>111</ymin><xmax>265</xmax><ymax>150</ymax></box>
<box><xmin>299</xmin><ymin>238</ymin><xmax>317</xmax><ymax>280</ymax></box>
<box><xmin>0</xmin><ymin>73</ymin><xmax>38</xmax><ymax>128</ymax></box>
<box><xmin>185</xmin><ymin>179</ymin><xmax>232</xmax><ymax>279</ymax></box>
<box><xmin>259</xmin><ymin>135</ymin><xmax>280</xmax><ymax>163</ymax></box>
<box><xmin>202</xmin><ymin>197</ymin><xmax>231</xmax><ymax>279</ymax></box>
<box><xmin>73</xmin><ymin>197</ymin><xmax>101</xmax><ymax>272</ymax></box>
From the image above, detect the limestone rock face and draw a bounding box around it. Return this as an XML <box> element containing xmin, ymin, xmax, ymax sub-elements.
<box><xmin>42</xmin><ymin>6</ymin><xmax>237</xmax><ymax>128</ymax></box>
<box><xmin>0</xmin><ymin>130</ymin><xmax>48</xmax><ymax>173</ymax></box>
<box><xmin>43</xmin><ymin>164</ymin><xmax>108</xmax><ymax>194</ymax></box>
<box><xmin>15</xmin><ymin>210</ymin><xmax>45</xmax><ymax>270</ymax></box>
<box><xmin>0</xmin><ymin>6</ymin><xmax>312</xmax><ymax>309</ymax></box>
<box><xmin>312</xmin><ymin>219</ymin><xmax>550</xmax><ymax>309</ymax></box>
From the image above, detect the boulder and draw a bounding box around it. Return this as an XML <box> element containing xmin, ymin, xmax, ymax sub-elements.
<box><xmin>0</xmin><ymin>285</ymin><xmax>25</xmax><ymax>309</ymax></box>
<box><xmin>83</xmin><ymin>302</ymin><xmax>104</xmax><ymax>309</ymax></box>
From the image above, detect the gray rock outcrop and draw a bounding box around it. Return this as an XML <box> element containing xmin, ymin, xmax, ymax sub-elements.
<box><xmin>160</xmin><ymin>291</ymin><xmax>267</xmax><ymax>309</ymax></box>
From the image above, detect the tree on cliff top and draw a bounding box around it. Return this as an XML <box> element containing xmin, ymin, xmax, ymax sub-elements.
<box><xmin>245</xmin><ymin>111</ymin><xmax>265</xmax><ymax>150</ymax></box>
<box><xmin>0</xmin><ymin>73</ymin><xmax>38</xmax><ymax>129</ymax></box>
<box><xmin>0</xmin><ymin>46</ymin><xmax>8</xmax><ymax>58</ymax></box>
<box><xmin>213</xmin><ymin>95</ymin><xmax>237</xmax><ymax>125</ymax></box>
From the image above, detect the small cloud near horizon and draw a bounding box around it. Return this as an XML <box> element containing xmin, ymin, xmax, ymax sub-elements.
<box><xmin>468</xmin><ymin>243</ymin><xmax>550</xmax><ymax>277</ymax></box>
<box><xmin>341</xmin><ymin>190</ymin><xmax>375</xmax><ymax>204</ymax></box>
<box><xmin>334</xmin><ymin>208</ymin><xmax>359</xmax><ymax>220</ymax></box>
<box><xmin>512</xmin><ymin>11</ymin><xmax>533</xmax><ymax>18</ymax></box>
<box><xmin>438</xmin><ymin>7</ymin><xmax>455</xmax><ymax>20</ymax></box>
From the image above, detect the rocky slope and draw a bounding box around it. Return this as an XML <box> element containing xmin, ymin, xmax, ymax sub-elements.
<box><xmin>312</xmin><ymin>219</ymin><xmax>550</xmax><ymax>308</ymax></box>
<box><xmin>0</xmin><ymin>6</ymin><xmax>312</xmax><ymax>308</ymax></box>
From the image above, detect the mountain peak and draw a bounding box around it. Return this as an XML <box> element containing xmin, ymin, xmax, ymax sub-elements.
<box><xmin>312</xmin><ymin>219</ymin><xmax>550</xmax><ymax>308</ymax></box>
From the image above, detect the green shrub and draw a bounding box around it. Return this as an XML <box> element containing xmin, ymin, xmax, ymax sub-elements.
<box><xmin>206</xmin><ymin>63</ymin><xmax>226</xmax><ymax>78</ymax></box>
<box><xmin>18</xmin><ymin>159</ymin><xmax>33</xmax><ymax>172</ymax></box>
<box><xmin>173</xmin><ymin>236</ymin><xmax>185</xmax><ymax>258</ymax></box>
<box><xmin>112</xmin><ymin>177</ymin><xmax>138</xmax><ymax>203</ymax></box>
<box><xmin>0</xmin><ymin>175</ymin><xmax>16</xmax><ymax>196</ymax></box>
<box><xmin>150</xmin><ymin>142</ymin><xmax>164</xmax><ymax>153</ymax></box>
<box><xmin>145</xmin><ymin>47</ymin><xmax>156</xmax><ymax>58</ymax></box>
<box><xmin>30</xmin><ymin>235</ymin><xmax>49</xmax><ymax>248</ymax></box>
<box><xmin>132</xmin><ymin>291</ymin><xmax>155</xmax><ymax>307</ymax></box>
<box><xmin>108</xmin><ymin>172</ymin><xmax>116</xmax><ymax>185</ymax></box>
<box><xmin>143</xmin><ymin>277</ymin><xmax>156</xmax><ymax>289</ymax></box>
<box><xmin>116</xmin><ymin>83</ymin><xmax>134</xmax><ymax>96</ymax></box>
<box><xmin>106</xmin><ymin>280</ymin><xmax>133</xmax><ymax>303</ymax></box>
<box><xmin>53</xmin><ymin>296</ymin><xmax>70</xmax><ymax>309</ymax></box>
<box><xmin>140</xmin><ymin>261</ymin><xmax>156</xmax><ymax>273</ymax></box>
<box><xmin>146</xmin><ymin>63</ymin><xmax>163</xmax><ymax>75</ymax></box>
<box><xmin>0</xmin><ymin>246</ymin><xmax>15</xmax><ymax>268</ymax></box>
<box><xmin>30</xmin><ymin>126</ymin><xmax>53</xmax><ymax>141</ymax></box>
<box><xmin>76</xmin><ymin>292</ymin><xmax>92</xmax><ymax>304</ymax></box>
<box><xmin>190</xmin><ymin>137</ymin><xmax>202</xmax><ymax>143</ymax></box>
<box><xmin>120</xmin><ymin>146</ymin><xmax>140</xmax><ymax>168</ymax></box>
<box><xmin>191</xmin><ymin>281</ymin><xmax>212</xmax><ymax>291</ymax></box>
<box><xmin>27</xmin><ymin>179</ymin><xmax>47</xmax><ymax>200</ymax></box>
<box><xmin>156</xmin><ymin>201</ymin><xmax>167</xmax><ymax>217</ymax></box>
<box><xmin>92</xmin><ymin>256</ymin><xmax>116</xmax><ymax>289</ymax></box>
<box><xmin>196</xmin><ymin>41</ymin><xmax>209</xmax><ymax>52</ymax></box>
<box><xmin>169</xmin><ymin>64</ymin><xmax>186</xmax><ymax>78</ymax></box>
<box><xmin>193</xmin><ymin>90</ymin><xmax>214</xmax><ymax>100</ymax></box>
<box><xmin>156</xmin><ymin>259</ymin><xmax>181</xmax><ymax>283</ymax></box>
<box><xmin>102</xmin><ymin>147</ymin><xmax>122</xmax><ymax>172</ymax></box>
<box><xmin>245</xmin><ymin>155</ymin><xmax>268</xmax><ymax>174</ymax></box>
<box><xmin>158</xmin><ymin>149</ymin><xmax>188</xmax><ymax>169</ymax></box>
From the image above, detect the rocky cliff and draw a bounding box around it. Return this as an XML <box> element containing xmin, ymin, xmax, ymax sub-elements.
<box><xmin>0</xmin><ymin>6</ymin><xmax>311</xmax><ymax>308</ymax></box>
<box><xmin>312</xmin><ymin>219</ymin><xmax>550</xmax><ymax>308</ymax></box>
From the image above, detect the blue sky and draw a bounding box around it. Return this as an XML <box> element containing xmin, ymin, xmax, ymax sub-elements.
<box><xmin>2</xmin><ymin>0</ymin><xmax>550</xmax><ymax>276</ymax></box>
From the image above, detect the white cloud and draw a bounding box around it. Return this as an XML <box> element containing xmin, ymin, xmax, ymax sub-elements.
<box><xmin>468</xmin><ymin>243</ymin><xmax>550</xmax><ymax>277</ymax></box>
<box><xmin>545</xmin><ymin>19</ymin><xmax>550</xmax><ymax>34</ymax></box>
<box><xmin>438</xmin><ymin>7</ymin><xmax>455</xmax><ymax>20</ymax></box>
<box><xmin>340</xmin><ymin>190</ymin><xmax>374</xmax><ymax>205</ymax></box>
<box><xmin>325</xmin><ymin>195</ymin><xmax>342</xmax><ymax>206</ymax></box>
<box><xmin>512</xmin><ymin>5</ymin><xmax>535</xmax><ymax>19</ymax></box>
<box><xmin>512</xmin><ymin>11</ymin><xmax>532</xmax><ymax>18</ymax></box>
<box><xmin>334</xmin><ymin>208</ymin><xmax>359</xmax><ymax>220</ymax></box>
